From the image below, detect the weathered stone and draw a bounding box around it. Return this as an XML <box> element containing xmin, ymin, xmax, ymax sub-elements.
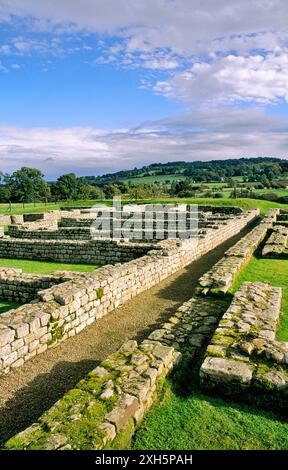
<box><xmin>201</xmin><ymin>357</ymin><xmax>253</xmax><ymax>385</ymax></box>
<box><xmin>105</xmin><ymin>394</ymin><xmax>140</xmax><ymax>431</ymax></box>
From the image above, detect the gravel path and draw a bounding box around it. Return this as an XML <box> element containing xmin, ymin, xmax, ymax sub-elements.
<box><xmin>0</xmin><ymin>223</ymin><xmax>255</xmax><ymax>444</ymax></box>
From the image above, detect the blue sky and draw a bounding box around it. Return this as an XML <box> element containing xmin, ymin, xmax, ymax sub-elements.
<box><xmin>0</xmin><ymin>1</ymin><xmax>288</xmax><ymax>178</ymax></box>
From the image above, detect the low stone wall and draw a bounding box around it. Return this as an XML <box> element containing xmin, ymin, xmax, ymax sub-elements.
<box><xmin>0</xmin><ymin>214</ymin><xmax>23</xmax><ymax>225</ymax></box>
<box><xmin>262</xmin><ymin>225</ymin><xmax>288</xmax><ymax>258</ymax></box>
<box><xmin>5</xmin><ymin>338</ymin><xmax>181</xmax><ymax>450</ymax></box>
<box><xmin>0</xmin><ymin>238</ymin><xmax>158</xmax><ymax>265</ymax></box>
<box><xmin>0</xmin><ymin>268</ymin><xmax>78</xmax><ymax>303</ymax></box>
<box><xmin>9</xmin><ymin>225</ymin><xmax>92</xmax><ymax>240</ymax></box>
<box><xmin>0</xmin><ymin>226</ymin><xmax>4</xmax><ymax>238</ymax></box>
<box><xmin>3</xmin><ymin>256</ymin><xmax>237</xmax><ymax>450</ymax></box>
<box><xmin>8</xmin><ymin>205</ymin><xmax>244</xmax><ymax>242</ymax></box>
<box><xmin>197</xmin><ymin>209</ymin><xmax>278</xmax><ymax>294</ymax></box>
<box><xmin>200</xmin><ymin>282</ymin><xmax>288</xmax><ymax>409</ymax></box>
<box><xmin>4</xmin><ymin>283</ymin><xmax>228</xmax><ymax>450</ymax></box>
<box><xmin>0</xmin><ymin>209</ymin><xmax>258</xmax><ymax>375</ymax></box>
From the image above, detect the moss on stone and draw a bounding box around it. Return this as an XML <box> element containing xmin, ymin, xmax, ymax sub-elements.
<box><xmin>206</xmin><ymin>346</ymin><xmax>225</xmax><ymax>358</ymax></box>
<box><xmin>47</xmin><ymin>321</ymin><xmax>65</xmax><ymax>346</ymax></box>
<box><xmin>96</xmin><ymin>287</ymin><xmax>104</xmax><ymax>300</ymax></box>
<box><xmin>106</xmin><ymin>418</ymin><xmax>135</xmax><ymax>450</ymax></box>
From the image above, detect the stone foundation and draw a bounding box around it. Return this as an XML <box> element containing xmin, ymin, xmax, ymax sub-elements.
<box><xmin>200</xmin><ymin>282</ymin><xmax>288</xmax><ymax>408</ymax></box>
<box><xmin>0</xmin><ymin>268</ymin><xmax>79</xmax><ymax>303</ymax></box>
<box><xmin>262</xmin><ymin>225</ymin><xmax>288</xmax><ymax>258</ymax></box>
<box><xmin>7</xmin><ymin>205</ymin><xmax>245</xmax><ymax>242</ymax></box>
<box><xmin>197</xmin><ymin>209</ymin><xmax>278</xmax><ymax>294</ymax></box>
<box><xmin>5</xmin><ymin>338</ymin><xmax>181</xmax><ymax>450</ymax></box>
<box><xmin>0</xmin><ymin>238</ymin><xmax>158</xmax><ymax>265</ymax></box>
<box><xmin>0</xmin><ymin>208</ymin><xmax>258</xmax><ymax>375</ymax></box>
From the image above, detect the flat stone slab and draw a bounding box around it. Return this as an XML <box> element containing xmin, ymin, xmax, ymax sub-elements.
<box><xmin>201</xmin><ymin>357</ymin><xmax>253</xmax><ymax>385</ymax></box>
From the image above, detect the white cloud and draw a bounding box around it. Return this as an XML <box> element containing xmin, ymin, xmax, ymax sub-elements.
<box><xmin>1</xmin><ymin>0</ymin><xmax>287</xmax><ymax>97</ymax></box>
<box><xmin>154</xmin><ymin>52</ymin><xmax>288</xmax><ymax>105</ymax></box>
<box><xmin>1</xmin><ymin>1</ymin><xmax>287</xmax><ymax>50</ymax></box>
<box><xmin>0</xmin><ymin>108</ymin><xmax>287</xmax><ymax>178</ymax></box>
<box><xmin>0</xmin><ymin>44</ymin><xmax>11</xmax><ymax>54</ymax></box>
<box><xmin>11</xmin><ymin>62</ymin><xmax>23</xmax><ymax>69</ymax></box>
<box><xmin>12</xmin><ymin>36</ymin><xmax>63</xmax><ymax>56</ymax></box>
<box><xmin>0</xmin><ymin>0</ymin><xmax>288</xmax><ymax>171</ymax></box>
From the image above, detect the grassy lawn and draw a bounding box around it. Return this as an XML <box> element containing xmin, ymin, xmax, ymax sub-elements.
<box><xmin>131</xmin><ymin>384</ymin><xmax>288</xmax><ymax>450</ymax></box>
<box><xmin>0</xmin><ymin>259</ymin><xmax>99</xmax><ymax>275</ymax></box>
<box><xmin>233</xmin><ymin>256</ymin><xmax>288</xmax><ymax>341</ymax></box>
<box><xmin>0</xmin><ymin>197</ymin><xmax>287</xmax><ymax>216</ymax></box>
<box><xmin>135</xmin><ymin>198</ymin><xmax>288</xmax><ymax>215</ymax></box>
<box><xmin>0</xmin><ymin>200</ymin><xmax>111</xmax><ymax>215</ymax></box>
<box><xmin>0</xmin><ymin>300</ymin><xmax>20</xmax><ymax>314</ymax></box>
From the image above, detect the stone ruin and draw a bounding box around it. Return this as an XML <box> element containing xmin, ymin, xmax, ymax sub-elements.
<box><xmin>200</xmin><ymin>281</ymin><xmax>287</xmax><ymax>409</ymax></box>
<box><xmin>0</xmin><ymin>205</ymin><xmax>258</xmax><ymax>375</ymax></box>
<box><xmin>0</xmin><ymin>204</ymin><xmax>287</xmax><ymax>449</ymax></box>
<box><xmin>262</xmin><ymin>210</ymin><xmax>288</xmax><ymax>258</ymax></box>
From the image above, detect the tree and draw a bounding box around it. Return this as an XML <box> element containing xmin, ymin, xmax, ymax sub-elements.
<box><xmin>53</xmin><ymin>173</ymin><xmax>80</xmax><ymax>200</ymax></box>
<box><xmin>103</xmin><ymin>184</ymin><xmax>122</xmax><ymax>199</ymax></box>
<box><xmin>7</xmin><ymin>167</ymin><xmax>50</xmax><ymax>203</ymax></box>
<box><xmin>260</xmin><ymin>174</ymin><xmax>270</xmax><ymax>188</ymax></box>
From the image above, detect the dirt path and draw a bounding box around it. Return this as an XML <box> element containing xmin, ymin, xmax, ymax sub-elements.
<box><xmin>0</xmin><ymin>222</ymin><xmax>256</xmax><ymax>444</ymax></box>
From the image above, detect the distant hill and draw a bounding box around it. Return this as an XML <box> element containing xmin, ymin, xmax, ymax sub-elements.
<box><xmin>83</xmin><ymin>157</ymin><xmax>288</xmax><ymax>186</ymax></box>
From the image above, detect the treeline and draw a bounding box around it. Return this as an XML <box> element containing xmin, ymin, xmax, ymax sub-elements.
<box><xmin>0</xmin><ymin>157</ymin><xmax>288</xmax><ymax>203</ymax></box>
<box><xmin>0</xmin><ymin>168</ymin><xmax>105</xmax><ymax>203</ymax></box>
<box><xmin>84</xmin><ymin>157</ymin><xmax>288</xmax><ymax>185</ymax></box>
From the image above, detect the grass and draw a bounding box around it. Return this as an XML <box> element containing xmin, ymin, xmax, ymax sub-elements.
<box><xmin>1</xmin><ymin>197</ymin><xmax>287</xmax><ymax>216</ymax></box>
<box><xmin>0</xmin><ymin>200</ymin><xmax>111</xmax><ymax>215</ymax></box>
<box><xmin>0</xmin><ymin>300</ymin><xmax>20</xmax><ymax>314</ymax></box>
<box><xmin>0</xmin><ymin>258</ymin><xmax>99</xmax><ymax>275</ymax></box>
<box><xmin>131</xmin><ymin>384</ymin><xmax>288</xmax><ymax>450</ymax></box>
<box><xmin>134</xmin><ymin>197</ymin><xmax>288</xmax><ymax>215</ymax></box>
<box><xmin>120</xmin><ymin>174</ymin><xmax>186</xmax><ymax>185</ymax></box>
<box><xmin>232</xmin><ymin>256</ymin><xmax>288</xmax><ymax>341</ymax></box>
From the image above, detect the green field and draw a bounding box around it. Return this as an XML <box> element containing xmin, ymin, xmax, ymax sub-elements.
<box><xmin>134</xmin><ymin>198</ymin><xmax>288</xmax><ymax>215</ymax></box>
<box><xmin>0</xmin><ymin>200</ymin><xmax>111</xmax><ymax>215</ymax></box>
<box><xmin>0</xmin><ymin>259</ymin><xmax>99</xmax><ymax>275</ymax></box>
<box><xmin>131</xmin><ymin>385</ymin><xmax>288</xmax><ymax>450</ymax></box>
<box><xmin>120</xmin><ymin>174</ymin><xmax>186</xmax><ymax>185</ymax></box>
<box><xmin>0</xmin><ymin>197</ymin><xmax>287</xmax><ymax>216</ymax></box>
<box><xmin>0</xmin><ymin>300</ymin><xmax>20</xmax><ymax>314</ymax></box>
<box><xmin>233</xmin><ymin>256</ymin><xmax>288</xmax><ymax>341</ymax></box>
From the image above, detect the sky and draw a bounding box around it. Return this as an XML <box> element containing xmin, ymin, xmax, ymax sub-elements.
<box><xmin>0</xmin><ymin>0</ymin><xmax>288</xmax><ymax>179</ymax></box>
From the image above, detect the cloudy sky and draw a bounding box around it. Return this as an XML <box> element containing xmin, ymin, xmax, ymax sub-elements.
<box><xmin>0</xmin><ymin>0</ymin><xmax>288</xmax><ymax>178</ymax></box>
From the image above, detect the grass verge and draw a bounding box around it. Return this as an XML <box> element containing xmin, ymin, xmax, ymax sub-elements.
<box><xmin>0</xmin><ymin>258</ymin><xmax>99</xmax><ymax>275</ymax></box>
<box><xmin>131</xmin><ymin>381</ymin><xmax>288</xmax><ymax>450</ymax></box>
<box><xmin>232</xmin><ymin>256</ymin><xmax>288</xmax><ymax>341</ymax></box>
<box><xmin>0</xmin><ymin>198</ymin><xmax>287</xmax><ymax>215</ymax></box>
<box><xmin>0</xmin><ymin>300</ymin><xmax>20</xmax><ymax>314</ymax></box>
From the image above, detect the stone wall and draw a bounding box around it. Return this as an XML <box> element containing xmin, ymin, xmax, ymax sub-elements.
<box><xmin>200</xmin><ymin>281</ymin><xmax>288</xmax><ymax>409</ymax></box>
<box><xmin>0</xmin><ymin>268</ymin><xmax>78</xmax><ymax>303</ymax></box>
<box><xmin>4</xmin><ymin>285</ymin><xmax>227</xmax><ymax>450</ymax></box>
<box><xmin>5</xmin><ymin>338</ymin><xmax>181</xmax><ymax>450</ymax></box>
<box><xmin>197</xmin><ymin>209</ymin><xmax>279</xmax><ymax>295</ymax></box>
<box><xmin>262</xmin><ymin>225</ymin><xmax>288</xmax><ymax>258</ymax></box>
<box><xmin>8</xmin><ymin>205</ymin><xmax>244</xmax><ymax>242</ymax></box>
<box><xmin>0</xmin><ymin>209</ymin><xmax>258</xmax><ymax>375</ymax></box>
<box><xmin>0</xmin><ymin>214</ymin><xmax>23</xmax><ymax>225</ymax></box>
<box><xmin>0</xmin><ymin>238</ymin><xmax>158</xmax><ymax>265</ymax></box>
